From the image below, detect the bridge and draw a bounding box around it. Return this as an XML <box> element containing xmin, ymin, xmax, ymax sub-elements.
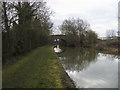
<box><xmin>49</xmin><ymin>35</ymin><xmax>67</xmax><ymax>45</ymax></box>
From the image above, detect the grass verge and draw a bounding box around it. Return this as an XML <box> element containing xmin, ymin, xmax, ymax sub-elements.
<box><xmin>3</xmin><ymin>45</ymin><xmax>75</xmax><ymax>88</ymax></box>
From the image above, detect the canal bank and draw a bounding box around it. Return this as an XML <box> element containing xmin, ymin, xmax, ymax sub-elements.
<box><xmin>94</xmin><ymin>40</ymin><xmax>119</xmax><ymax>54</ymax></box>
<box><xmin>3</xmin><ymin>45</ymin><xmax>75</xmax><ymax>88</ymax></box>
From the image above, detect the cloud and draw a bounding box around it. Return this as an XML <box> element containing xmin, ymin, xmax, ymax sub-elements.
<box><xmin>66</xmin><ymin>53</ymin><xmax>118</xmax><ymax>88</ymax></box>
<box><xmin>47</xmin><ymin>0</ymin><xmax>119</xmax><ymax>36</ymax></box>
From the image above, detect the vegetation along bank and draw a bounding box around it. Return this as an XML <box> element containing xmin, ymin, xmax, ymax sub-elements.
<box><xmin>94</xmin><ymin>39</ymin><xmax>119</xmax><ymax>54</ymax></box>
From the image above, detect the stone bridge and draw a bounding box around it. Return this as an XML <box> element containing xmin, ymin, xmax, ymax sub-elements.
<box><xmin>49</xmin><ymin>35</ymin><xmax>67</xmax><ymax>45</ymax></box>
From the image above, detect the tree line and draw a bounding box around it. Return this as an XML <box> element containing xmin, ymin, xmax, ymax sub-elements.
<box><xmin>1</xmin><ymin>1</ymin><xmax>53</xmax><ymax>62</ymax></box>
<box><xmin>59</xmin><ymin>18</ymin><xmax>98</xmax><ymax>47</ymax></box>
<box><xmin>1</xmin><ymin>1</ymin><xmax>98</xmax><ymax>62</ymax></box>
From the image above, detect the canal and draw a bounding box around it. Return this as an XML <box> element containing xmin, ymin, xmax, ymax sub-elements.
<box><xmin>54</xmin><ymin>45</ymin><xmax>118</xmax><ymax>88</ymax></box>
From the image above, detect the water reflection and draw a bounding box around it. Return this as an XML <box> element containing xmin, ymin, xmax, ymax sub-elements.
<box><xmin>58</xmin><ymin>47</ymin><xmax>118</xmax><ymax>88</ymax></box>
<box><xmin>54</xmin><ymin>45</ymin><xmax>62</xmax><ymax>53</ymax></box>
<box><xmin>59</xmin><ymin>48</ymin><xmax>98</xmax><ymax>72</ymax></box>
<box><xmin>53</xmin><ymin>45</ymin><xmax>66</xmax><ymax>53</ymax></box>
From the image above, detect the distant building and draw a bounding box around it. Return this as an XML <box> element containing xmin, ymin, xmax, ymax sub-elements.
<box><xmin>99</xmin><ymin>36</ymin><xmax>118</xmax><ymax>40</ymax></box>
<box><xmin>99</xmin><ymin>37</ymin><xmax>107</xmax><ymax>40</ymax></box>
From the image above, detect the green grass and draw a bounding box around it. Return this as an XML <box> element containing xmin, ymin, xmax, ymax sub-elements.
<box><xmin>3</xmin><ymin>46</ymin><xmax>65</xmax><ymax>88</ymax></box>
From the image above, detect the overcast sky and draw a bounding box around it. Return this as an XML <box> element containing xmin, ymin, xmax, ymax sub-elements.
<box><xmin>47</xmin><ymin>0</ymin><xmax>119</xmax><ymax>37</ymax></box>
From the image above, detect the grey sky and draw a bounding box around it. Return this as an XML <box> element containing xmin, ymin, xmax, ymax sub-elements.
<box><xmin>47</xmin><ymin>0</ymin><xmax>119</xmax><ymax>37</ymax></box>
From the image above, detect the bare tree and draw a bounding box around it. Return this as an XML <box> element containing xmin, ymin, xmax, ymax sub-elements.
<box><xmin>59</xmin><ymin>17</ymin><xmax>96</xmax><ymax>46</ymax></box>
<box><xmin>2</xmin><ymin>1</ymin><xmax>53</xmax><ymax>61</ymax></box>
<box><xmin>106</xmin><ymin>29</ymin><xmax>116</xmax><ymax>39</ymax></box>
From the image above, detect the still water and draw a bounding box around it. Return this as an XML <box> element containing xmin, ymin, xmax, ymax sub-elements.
<box><xmin>54</xmin><ymin>45</ymin><xmax>118</xmax><ymax>88</ymax></box>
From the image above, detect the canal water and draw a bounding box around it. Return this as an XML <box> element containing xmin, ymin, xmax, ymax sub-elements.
<box><xmin>54</xmin><ymin>45</ymin><xmax>118</xmax><ymax>88</ymax></box>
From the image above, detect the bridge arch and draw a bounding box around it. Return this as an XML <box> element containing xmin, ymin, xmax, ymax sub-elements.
<box><xmin>49</xmin><ymin>35</ymin><xmax>67</xmax><ymax>45</ymax></box>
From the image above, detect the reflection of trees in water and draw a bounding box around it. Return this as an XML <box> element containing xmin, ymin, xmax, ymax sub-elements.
<box><xmin>59</xmin><ymin>48</ymin><xmax>98</xmax><ymax>72</ymax></box>
<box><xmin>99</xmin><ymin>53</ymin><xmax>118</xmax><ymax>62</ymax></box>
